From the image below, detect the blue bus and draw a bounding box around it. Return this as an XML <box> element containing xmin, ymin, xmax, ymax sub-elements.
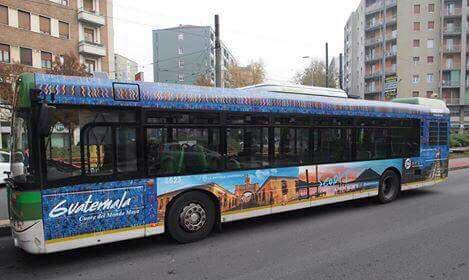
<box><xmin>8</xmin><ymin>73</ymin><xmax>449</xmax><ymax>253</ymax></box>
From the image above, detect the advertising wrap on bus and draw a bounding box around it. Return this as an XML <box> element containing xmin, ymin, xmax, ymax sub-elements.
<box><xmin>39</xmin><ymin>148</ymin><xmax>448</xmax><ymax>244</ymax></box>
<box><xmin>42</xmin><ymin>179</ymin><xmax>158</xmax><ymax>241</ymax></box>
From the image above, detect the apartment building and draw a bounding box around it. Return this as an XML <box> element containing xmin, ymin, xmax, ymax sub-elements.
<box><xmin>0</xmin><ymin>0</ymin><xmax>114</xmax><ymax>75</ymax></box>
<box><xmin>114</xmin><ymin>53</ymin><xmax>138</xmax><ymax>81</ymax></box>
<box><xmin>344</xmin><ymin>0</ymin><xmax>469</xmax><ymax>132</ymax></box>
<box><xmin>153</xmin><ymin>25</ymin><xmax>236</xmax><ymax>85</ymax></box>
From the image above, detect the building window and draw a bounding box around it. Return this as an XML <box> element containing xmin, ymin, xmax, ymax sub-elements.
<box><xmin>83</xmin><ymin>0</ymin><xmax>95</xmax><ymax>12</ymax></box>
<box><xmin>85</xmin><ymin>59</ymin><xmax>96</xmax><ymax>73</ymax></box>
<box><xmin>84</xmin><ymin>27</ymin><xmax>95</xmax><ymax>43</ymax></box>
<box><xmin>414</xmin><ymin>4</ymin><xmax>421</xmax><ymax>14</ymax></box>
<box><xmin>177</xmin><ymin>33</ymin><xmax>184</xmax><ymax>41</ymax></box>
<box><xmin>178</xmin><ymin>60</ymin><xmax>184</xmax><ymax>68</ymax></box>
<box><xmin>412</xmin><ymin>91</ymin><xmax>419</xmax><ymax>97</ymax></box>
<box><xmin>178</xmin><ymin>74</ymin><xmax>184</xmax><ymax>82</ymax></box>
<box><xmin>177</xmin><ymin>47</ymin><xmax>184</xmax><ymax>55</ymax></box>
<box><xmin>413</xmin><ymin>56</ymin><xmax>420</xmax><ymax>65</ymax></box>
<box><xmin>18</xmin><ymin>10</ymin><xmax>31</xmax><ymax>30</ymax></box>
<box><xmin>412</xmin><ymin>75</ymin><xmax>420</xmax><ymax>84</ymax></box>
<box><xmin>426</xmin><ymin>91</ymin><xmax>434</xmax><ymax>98</ymax></box>
<box><xmin>427</xmin><ymin>73</ymin><xmax>434</xmax><ymax>83</ymax></box>
<box><xmin>427</xmin><ymin>39</ymin><xmax>434</xmax><ymax>49</ymax></box>
<box><xmin>0</xmin><ymin>44</ymin><xmax>9</xmax><ymax>63</ymax></box>
<box><xmin>59</xmin><ymin>21</ymin><xmax>69</xmax><ymax>39</ymax></box>
<box><xmin>413</xmin><ymin>39</ymin><xmax>420</xmax><ymax>47</ymax></box>
<box><xmin>428</xmin><ymin>4</ymin><xmax>435</xmax><ymax>13</ymax></box>
<box><xmin>39</xmin><ymin>16</ymin><xmax>51</xmax><ymax>35</ymax></box>
<box><xmin>428</xmin><ymin>21</ymin><xmax>434</xmax><ymax>30</ymax></box>
<box><xmin>427</xmin><ymin>56</ymin><xmax>434</xmax><ymax>63</ymax></box>
<box><xmin>20</xmin><ymin>47</ymin><xmax>32</xmax><ymax>66</ymax></box>
<box><xmin>41</xmin><ymin>51</ymin><xmax>52</xmax><ymax>69</ymax></box>
<box><xmin>0</xmin><ymin>5</ymin><xmax>8</xmax><ymax>25</ymax></box>
<box><xmin>413</xmin><ymin>22</ymin><xmax>420</xmax><ymax>31</ymax></box>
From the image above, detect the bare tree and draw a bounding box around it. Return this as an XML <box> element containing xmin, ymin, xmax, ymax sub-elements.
<box><xmin>0</xmin><ymin>63</ymin><xmax>30</xmax><ymax>105</ymax></box>
<box><xmin>294</xmin><ymin>58</ymin><xmax>338</xmax><ymax>88</ymax></box>
<box><xmin>195</xmin><ymin>74</ymin><xmax>215</xmax><ymax>87</ymax></box>
<box><xmin>49</xmin><ymin>53</ymin><xmax>90</xmax><ymax>77</ymax></box>
<box><xmin>224</xmin><ymin>60</ymin><xmax>266</xmax><ymax>88</ymax></box>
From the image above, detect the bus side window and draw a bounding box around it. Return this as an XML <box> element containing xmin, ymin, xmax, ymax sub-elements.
<box><xmin>84</xmin><ymin>126</ymin><xmax>114</xmax><ymax>175</ymax></box>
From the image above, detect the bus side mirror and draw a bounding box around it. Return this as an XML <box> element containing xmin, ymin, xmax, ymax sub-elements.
<box><xmin>37</xmin><ymin>104</ymin><xmax>55</xmax><ymax>137</ymax></box>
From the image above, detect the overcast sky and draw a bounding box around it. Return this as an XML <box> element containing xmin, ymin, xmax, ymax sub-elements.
<box><xmin>113</xmin><ymin>0</ymin><xmax>361</xmax><ymax>83</ymax></box>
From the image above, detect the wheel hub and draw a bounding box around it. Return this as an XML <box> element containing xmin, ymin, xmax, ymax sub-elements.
<box><xmin>179</xmin><ymin>203</ymin><xmax>207</xmax><ymax>232</ymax></box>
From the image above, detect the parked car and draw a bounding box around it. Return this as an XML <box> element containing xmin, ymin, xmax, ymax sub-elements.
<box><xmin>0</xmin><ymin>151</ymin><xmax>10</xmax><ymax>184</ymax></box>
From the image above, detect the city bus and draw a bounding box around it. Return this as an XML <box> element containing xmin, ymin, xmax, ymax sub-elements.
<box><xmin>7</xmin><ymin>73</ymin><xmax>450</xmax><ymax>254</ymax></box>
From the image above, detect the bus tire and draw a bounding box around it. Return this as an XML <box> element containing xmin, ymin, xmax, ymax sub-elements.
<box><xmin>166</xmin><ymin>192</ymin><xmax>216</xmax><ymax>244</ymax></box>
<box><xmin>377</xmin><ymin>170</ymin><xmax>400</xmax><ymax>204</ymax></box>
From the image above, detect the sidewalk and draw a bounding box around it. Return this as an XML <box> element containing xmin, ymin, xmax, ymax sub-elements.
<box><xmin>449</xmin><ymin>157</ymin><xmax>469</xmax><ymax>171</ymax></box>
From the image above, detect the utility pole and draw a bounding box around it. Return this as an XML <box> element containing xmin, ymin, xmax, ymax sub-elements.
<box><xmin>325</xmin><ymin>42</ymin><xmax>329</xmax><ymax>88</ymax></box>
<box><xmin>214</xmin><ymin>14</ymin><xmax>223</xmax><ymax>88</ymax></box>
<box><xmin>339</xmin><ymin>53</ymin><xmax>343</xmax><ymax>89</ymax></box>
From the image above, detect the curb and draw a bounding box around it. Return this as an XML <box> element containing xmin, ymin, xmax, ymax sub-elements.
<box><xmin>0</xmin><ymin>220</ymin><xmax>10</xmax><ymax>237</ymax></box>
<box><xmin>449</xmin><ymin>166</ymin><xmax>469</xmax><ymax>171</ymax></box>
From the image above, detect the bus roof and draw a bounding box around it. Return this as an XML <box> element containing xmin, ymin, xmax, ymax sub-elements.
<box><xmin>32</xmin><ymin>73</ymin><xmax>449</xmax><ymax>118</ymax></box>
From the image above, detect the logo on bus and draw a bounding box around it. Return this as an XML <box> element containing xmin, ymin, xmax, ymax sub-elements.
<box><xmin>48</xmin><ymin>191</ymin><xmax>132</xmax><ymax>219</ymax></box>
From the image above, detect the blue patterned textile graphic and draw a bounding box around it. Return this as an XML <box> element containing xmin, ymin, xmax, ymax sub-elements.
<box><xmin>34</xmin><ymin>74</ymin><xmax>436</xmax><ymax>119</ymax></box>
<box><xmin>42</xmin><ymin>179</ymin><xmax>157</xmax><ymax>241</ymax></box>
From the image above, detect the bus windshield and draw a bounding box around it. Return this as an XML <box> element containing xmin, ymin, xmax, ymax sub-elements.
<box><xmin>10</xmin><ymin>109</ymin><xmax>31</xmax><ymax>180</ymax></box>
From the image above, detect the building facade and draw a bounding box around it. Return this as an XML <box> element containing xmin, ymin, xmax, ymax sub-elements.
<box><xmin>152</xmin><ymin>25</ymin><xmax>236</xmax><ymax>85</ymax></box>
<box><xmin>344</xmin><ymin>0</ymin><xmax>469</xmax><ymax>132</ymax></box>
<box><xmin>0</xmin><ymin>0</ymin><xmax>114</xmax><ymax>75</ymax></box>
<box><xmin>114</xmin><ymin>53</ymin><xmax>138</xmax><ymax>81</ymax></box>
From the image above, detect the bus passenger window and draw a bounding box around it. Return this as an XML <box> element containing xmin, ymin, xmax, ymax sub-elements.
<box><xmin>226</xmin><ymin>127</ymin><xmax>269</xmax><ymax>170</ymax></box>
<box><xmin>146</xmin><ymin>127</ymin><xmax>222</xmax><ymax>176</ymax></box>
<box><xmin>116</xmin><ymin>127</ymin><xmax>138</xmax><ymax>173</ymax></box>
<box><xmin>84</xmin><ymin>126</ymin><xmax>114</xmax><ymax>175</ymax></box>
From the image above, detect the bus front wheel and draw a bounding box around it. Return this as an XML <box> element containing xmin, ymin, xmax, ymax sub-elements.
<box><xmin>377</xmin><ymin>170</ymin><xmax>400</xmax><ymax>204</ymax></box>
<box><xmin>166</xmin><ymin>192</ymin><xmax>216</xmax><ymax>243</ymax></box>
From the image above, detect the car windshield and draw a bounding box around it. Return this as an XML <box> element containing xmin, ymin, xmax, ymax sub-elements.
<box><xmin>10</xmin><ymin>109</ymin><xmax>31</xmax><ymax>179</ymax></box>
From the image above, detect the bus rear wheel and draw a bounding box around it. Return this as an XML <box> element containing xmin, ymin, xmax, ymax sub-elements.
<box><xmin>377</xmin><ymin>170</ymin><xmax>400</xmax><ymax>204</ymax></box>
<box><xmin>166</xmin><ymin>192</ymin><xmax>216</xmax><ymax>243</ymax></box>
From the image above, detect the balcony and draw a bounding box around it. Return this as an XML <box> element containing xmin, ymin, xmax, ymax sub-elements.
<box><xmin>365</xmin><ymin>37</ymin><xmax>384</xmax><ymax>46</ymax></box>
<box><xmin>365</xmin><ymin>1</ymin><xmax>384</xmax><ymax>14</ymax></box>
<box><xmin>365</xmin><ymin>86</ymin><xmax>382</xmax><ymax>94</ymax></box>
<box><xmin>442</xmin><ymin>63</ymin><xmax>461</xmax><ymax>70</ymax></box>
<box><xmin>443</xmin><ymin>8</ymin><xmax>462</xmax><ymax>17</ymax></box>
<box><xmin>385</xmin><ymin>65</ymin><xmax>397</xmax><ymax>75</ymax></box>
<box><xmin>385</xmin><ymin>49</ymin><xmax>397</xmax><ymax>58</ymax></box>
<box><xmin>444</xmin><ymin>98</ymin><xmax>461</xmax><ymax>105</ymax></box>
<box><xmin>442</xmin><ymin>80</ymin><xmax>460</xmax><ymax>88</ymax></box>
<box><xmin>78</xmin><ymin>41</ymin><xmax>106</xmax><ymax>57</ymax></box>
<box><xmin>385</xmin><ymin>0</ymin><xmax>397</xmax><ymax>8</ymax></box>
<box><xmin>365</xmin><ymin>20</ymin><xmax>383</xmax><ymax>31</ymax></box>
<box><xmin>443</xmin><ymin>45</ymin><xmax>461</xmax><ymax>53</ymax></box>
<box><xmin>77</xmin><ymin>9</ymin><xmax>106</xmax><ymax>26</ymax></box>
<box><xmin>443</xmin><ymin>26</ymin><xmax>462</xmax><ymax>35</ymax></box>
<box><xmin>365</xmin><ymin>53</ymin><xmax>382</xmax><ymax>62</ymax></box>
<box><xmin>386</xmin><ymin>16</ymin><xmax>397</xmax><ymax>25</ymax></box>
<box><xmin>386</xmin><ymin>31</ymin><xmax>397</xmax><ymax>41</ymax></box>
<box><xmin>365</xmin><ymin>71</ymin><xmax>382</xmax><ymax>79</ymax></box>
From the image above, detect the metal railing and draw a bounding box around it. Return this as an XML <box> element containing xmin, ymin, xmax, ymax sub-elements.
<box><xmin>443</xmin><ymin>26</ymin><xmax>462</xmax><ymax>33</ymax></box>
<box><xmin>365</xmin><ymin>37</ymin><xmax>383</xmax><ymax>46</ymax></box>
<box><xmin>443</xmin><ymin>8</ymin><xmax>462</xmax><ymax>16</ymax></box>
<box><xmin>443</xmin><ymin>45</ymin><xmax>461</xmax><ymax>52</ymax></box>
<box><xmin>442</xmin><ymin>80</ymin><xmax>460</xmax><ymax>87</ymax></box>
<box><xmin>366</xmin><ymin>21</ymin><xmax>383</xmax><ymax>30</ymax></box>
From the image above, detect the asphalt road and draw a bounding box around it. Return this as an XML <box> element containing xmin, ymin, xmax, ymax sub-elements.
<box><xmin>1</xmin><ymin>169</ymin><xmax>468</xmax><ymax>280</ymax></box>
